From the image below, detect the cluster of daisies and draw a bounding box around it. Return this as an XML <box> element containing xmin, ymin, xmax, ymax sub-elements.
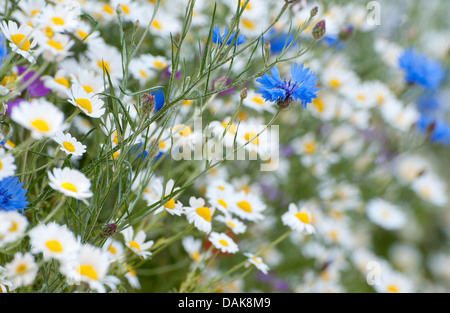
<box><xmin>0</xmin><ymin>0</ymin><xmax>449</xmax><ymax>293</ymax></box>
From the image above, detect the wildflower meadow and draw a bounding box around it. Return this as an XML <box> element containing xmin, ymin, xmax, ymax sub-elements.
<box><xmin>0</xmin><ymin>0</ymin><xmax>449</xmax><ymax>295</ymax></box>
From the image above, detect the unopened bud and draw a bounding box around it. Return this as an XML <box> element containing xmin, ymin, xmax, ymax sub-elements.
<box><xmin>135</xmin><ymin>19</ymin><xmax>140</xmax><ymax>29</ymax></box>
<box><xmin>312</xmin><ymin>19</ymin><xmax>326</xmax><ymax>40</ymax></box>
<box><xmin>240</xmin><ymin>87</ymin><xmax>248</xmax><ymax>100</ymax></box>
<box><xmin>310</xmin><ymin>6</ymin><xmax>319</xmax><ymax>17</ymax></box>
<box><xmin>264</xmin><ymin>41</ymin><xmax>271</xmax><ymax>62</ymax></box>
<box><xmin>116</xmin><ymin>4</ymin><xmax>123</xmax><ymax>15</ymax></box>
<box><xmin>338</xmin><ymin>25</ymin><xmax>354</xmax><ymax>41</ymax></box>
<box><xmin>101</xmin><ymin>223</ymin><xmax>118</xmax><ymax>238</ymax></box>
<box><xmin>141</xmin><ymin>92</ymin><xmax>155</xmax><ymax>114</ymax></box>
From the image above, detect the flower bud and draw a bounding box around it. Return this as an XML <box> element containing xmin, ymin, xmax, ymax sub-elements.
<box><xmin>240</xmin><ymin>87</ymin><xmax>248</xmax><ymax>100</ymax></box>
<box><xmin>101</xmin><ymin>223</ymin><xmax>118</xmax><ymax>238</ymax></box>
<box><xmin>310</xmin><ymin>6</ymin><xmax>319</xmax><ymax>17</ymax></box>
<box><xmin>312</xmin><ymin>19</ymin><xmax>326</xmax><ymax>40</ymax></box>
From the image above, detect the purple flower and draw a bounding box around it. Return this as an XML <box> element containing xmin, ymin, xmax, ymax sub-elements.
<box><xmin>6</xmin><ymin>98</ymin><xmax>25</xmax><ymax>115</ymax></box>
<box><xmin>17</xmin><ymin>66</ymin><xmax>51</xmax><ymax>98</ymax></box>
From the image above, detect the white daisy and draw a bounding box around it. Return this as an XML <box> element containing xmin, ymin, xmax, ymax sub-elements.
<box><xmin>0</xmin><ymin>211</ymin><xmax>28</xmax><ymax>246</ymax></box>
<box><xmin>60</xmin><ymin>244</ymin><xmax>119</xmax><ymax>293</ymax></box>
<box><xmin>48</xmin><ymin>167</ymin><xmax>93</xmax><ymax>202</ymax></box>
<box><xmin>208</xmin><ymin>232</ymin><xmax>239</xmax><ymax>254</ymax></box>
<box><xmin>10</xmin><ymin>99</ymin><xmax>65</xmax><ymax>139</ymax></box>
<box><xmin>103</xmin><ymin>238</ymin><xmax>125</xmax><ymax>262</ymax></box>
<box><xmin>242</xmin><ymin>89</ymin><xmax>276</xmax><ymax>113</ymax></box>
<box><xmin>5</xmin><ymin>252</ymin><xmax>38</xmax><ymax>287</ymax></box>
<box><xmin>243</xmin><ymin>252</ymin><xmax>270</xmax><ymax>275</ymax></box>
<box><xmin>67</xmin><ymin>84</ymin><xmax>106</xmax><ymax>118</ymax></box>
<box><xmin>185</xmin><ymin>197</ymin><xmax>214</xmax><ymax>233</ymax></box>
<box><xmin>28</xmin><ymin>222</ymin><xmax>80</xmax><ymax>261</ymax></box>
<box><xmin>0</xmin><ymin>20</ymin><xmax>38</xmax><ymax>62</ymax></box>
<box><xmin>281</xmin><ymin>203</ymin><xmax>315</xmax><ymax>234</ymax></box>
<box><xmin>125</xmin><ymin>269</ymin><xmax>141</xmax><ymax>289</ymax></box>
<box><xmin>182</xmin><ymin>236</ymin><xmax>204</xmax><ymax>262</ymax></box>
<box><xmin>366</xmin><ymin>199</ymin><xmax>406</xmax><ymax>230</ymax></box>
<box><xmin>153</xmin><ymin>179</ymin><xmax>184</xmax><ymax>216</ymax></box>
<box><xmin>37</xmin><ymin>33</ymin><xmax>74</xmax><ymax>62</ymax></box>
<box><xmin>411</xmin><ymin>173</ymin><xmax>448</xmax><ymax>207</ymax></box>
<box><xmin>215</xmin><ymin>213</ymin><xmax>247</xmax><ymax>235</ymax></box>
<box><xmin>121</xmin><ymin>227</ymin><xmax>154</xmax><ymax>259</ymax></box>
<box><xmin>53</xmin><ymin>131</ymin><xmax>87</xmax><ymax>156</ymax></box>
<box><xmin>229</xmin><ymin>191</ymin><xmax>265</xmax><ymax>222</ymax></box>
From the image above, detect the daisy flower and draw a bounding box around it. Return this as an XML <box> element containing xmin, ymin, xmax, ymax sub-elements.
<box><xmin>411</xmin><ymin>173</ymin><xmax>448</xmax><ymax>207</ymax></box>
<box><xmin>229</xmin><ymin>191</ymin><xmax>266</xmax><ymax>222</ymax></box>
<box><xmin>60</xmin><ymin>244</ymin><xmax>119</xmax><ymax>293</ymax></box>
<box><xmin>0</xmin><ymin>21</ymin><xmax>38</xmax><ymax>62</ymax></box>
<box><xmin>28</xmin><ymin>222</ymin><xmax>80</xmax><ymax>261</ymax></box>
<box><xmin>67</xmin><ymin>84</ymin><xmax>106</xmax><ymax>118</ymax></box>
<box><xmin>373</xmin><ymin>268</ymin><xmax>414</xmax><ymax>293</ymax></box>
<box><xmin>394</xmin><ymin>154</ymin><xmax>430</xmax><ymax>184</ymax></box>
<box><xmin>42</xmin><ymin>69</ymin><xmax>72</xmax><ymax>98</ymax></box>
<box><xmin>366</xmin><ymin>199</ymin><xmax>406</xmax><ymax>230</ymax></box>
<box><xmin>0</xmin><ymin>148</ymin><xmax>17</xmax><ymax>180</ymax></box>
<box><xmin>256</xmin><ymin>63</ymin><xmax>319</xmax><ymax>109</ymax></box>
<box><xmin>53</xmin><ymin>131</ymin><xmax>86</xmax><ymax>156</ymax></box>
<box><xmin>281</xmin><ymin>203</ymin><xmax>315</xmax><ymax>234</ymax></box>
<box><xmin>208</xmin><ymin>232</ymin><xmax>239</xmax><ymax>254</ymax></box>
<box><xmin>215</xmin><ymin>213</ymin><xmax>247</xmax><ymax>235</ymax></box>
<box><xmin>0</xmin><ymin>176</ymin><xmax>29</xmax><ymax>212</ymax></box>
<box><xmin>182</xmin><ymin>236</ymin><xmax>204</xmax><ymax>263</ymax></box>
<box><xmin>0</xmin><ymin>211</ymin><xmax>28</xmax><ymax>246</ymax></box>
<box><xmin>125</xmin><ymin>269</ymin><xmax>141</xmax><ymax>289</ymax></box>
<box><xmin>10</xmin><ymin>99</ymin><xmax>65</xmax><ymax>139</ymax></box>
<box><xmin>121</xmin><ymin>227</ymin><xmax>154</xmax><ymax>259</ymax></box>
<box><xmin>103</xmin><ymin>238</ymin><xmax>125</xmax><ymax>262</ymax></box>
<box><xmin>5</xmin><ymin>252</ymin><xmax>38</xmax><ymax>287</ymax></box>
<box><xmin>153</xmin><ymin>179</ymin><xmax>184</xmax><ymax>216</ymax></box>
<box><xmin>185</xmin><ymin>197</ymin><xmax>214</xmax><ymax>233</ymax></box>
<box><xmin>37</xmin><ymin>33</ymin><xmax>74</xmax><ymax>62</ymax></box>
<box><xmin>48</xmin><ymin>167</ymin><xmax>93</xmax><ymax>202</ymax></box>
<box><xmin>243</xmin><ymin>252</ymin><xmax>270</xmax><ymax>275</ymax></box>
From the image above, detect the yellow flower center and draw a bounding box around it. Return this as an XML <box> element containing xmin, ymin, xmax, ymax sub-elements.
<box><xmin>154</xmin><ymin>60</ymin><xmax>166</xmax><ymax>69</ymax></box>
<box><xmin>113</xmin><ymin>131</ymin><xmax>119</xmax><ymax>145</ymax></box>
<box><xmin>129</xmin><ymin>240</ymin><xmax>141</xmax><ymax>251</ymax></box>
<box><xmin>237</xmin><ymin>200</ymin><xmax>252</xmax><ymax>213</ymax></box>
<box><xmin>82</xmin><ymin>85</ymin><xmax>93</xmax><ymax>93</ymax></box>
<box><xmin>51</xmin><ymin>17</ymin><xmax>65</xmax><ymax>25</ymax></box>
<box><xmin>77</xmin><ymin>265</ymin><xmax>98</xmax><ymax>280</ymax></box>
<box><xmin>196</xmin><ymin>207</ymin><xmax>212</xmax><ymax>222</ymax></box>
<box><xmin>9</xmin><ymin>221</ymin><xmax>17</xmax><ymax>232</ymax></box>
<box><xmin>242</xmin><ymin>19</ymin><xmax>255</xmax><ymax>29</ymax></box>
<box><xmin>31</xmin><ymin>10</ymin><xmax>41</xmax><ymax>17</ymax></box>
<box><xmin>31</xmin><ymin>119</ymin><xmax>50</xmax><ymax>132</ymax></box>
<box><xmin>97</xmin><ymin>60</ymin><xmax>111</xmax><ymax>73</ymax></box>
<box><xmin>219</xmin><ymin>239</ymin><xmax>229</xmax><ymax>247</ymax></box>
<box><xmin>221</xmin><ymin>122</ymin><xmax>236</xmax><ymax>134</ymax></box>
<box><xmin>253</xmin><ymin>257</ymin><xmax>261</xmax><ymax>265</ymax></box>
<box><xmin>108</xmin><ymin>246</ymin><xmax>117</xmax><ymax>255</ymax></box>
<box><xmin>218</xmin><ymin>199</ymin><xmax>227</xmax><ymax>209</ymax></box>
<box><xmin>295</xmin><ymin>212</ymin><xmax>310</xmax><ymax>224</ymax></box>
<box><xmin>61</xmin><ymin>182</ymin><xmax>77</xmax><ymax>192</ymax></box>
<box><xmin>252</xmin><ymin>96</ymin><xmax>264</xmax><ymax>105</ymax></box>
<box><xmin>48</xmin><ymin>39</ymin><xmax>64</xmax><ymax>50</ymax></box>
<box><xmin>77</xmin><ymin>30</ymin><xmax>88</xmax><ymax>40</ymax></box>
<box><xmin>177</xmin><ymin>125</ymin><xmax>192</xmax><ymax>137</ymax></box>
<box><xmin>164</xmin><ymin>198</ymin><xmax>175</xmax><ymax>209</ymax></box>
<box><xmin>313</xmin><ymin>97</ymin><xmax>324</xmax><ymax>112</ymax></box>
<box><xmin>55</xmin><ymin>77</ymin><xmax>70</xmax><ymax>88</ymax></box>
<box><xmin>63</xmin><ymin>141</ymin><xmax>76</xmax><ymax>152</ymax></box>
<box><xmin>159</xmin><ymin>140</ymin><xmax>166</xmax><ymax>149</ymax></box>
<box><xmin>330</xmin><ymin>79</ymin><xmax>341</xmax><ymax>88</ymax></box>
<box><xmin>45</xmin><ymin>240</ymin><xmax>63</xmax><ymax>252</ymax></box>
<box><xmin>103</xmin><ymin>4</ymin><xmax>114</xmax><ymax>14</ymax></box>
<box><xmin>227</xmin><ymin>221</ymin><xmax>236</xmax><ymax>228</ymax></box>
<box><xmin>11</xmin><ymin>34</ymin><xmax>31</xmax><ymax>51</ymax></box>
<box><xmin>0</xmin><ymin>161</ymin><xmax>2</xmax><ymax>170</ymax></box>
<box><xmin>152</xmin><ymin>20</ymin><xmax>162</xmax><ymax>30</ymax></box>
<box><xmin>75</xmin><ymin>98</ymin><xmax>93</xmax><ymax>114</ymax></box>
<box><xmin>244</xmin><ymin>132</ymin><xmax>259</xmax><ymax>145</ymax></box>
<box><xmin>387</xmin><ymin>285</ymin><xmax>399</xmax><ymax>293</ymax></box>
<box><xmin>139</xmin><ymin>70</ymin><xmax>148</xmax><ymax>78</ymax></box>
<box><xmin>45</xmin><ymin>26</ymin><xmax>53</xmax><ymax>38</ymax></box>
<box><xmin>192</xmin><ymin>251</ymin><xmax>200</xmax><ymax>261</ymax></box>
<box><xmin>305</xmin><ymin>141</ymin><xmax>316</xmax><ymax>154</ymax></box>
<box><xmin>120</xmin><ymin>4</ymin><xmax>130</xmax><ymax>14</ymax></box>
<box><xmin>16</xmin><ymin>264</ymin><xmax>27</xmax><ymax>273</ymax></box>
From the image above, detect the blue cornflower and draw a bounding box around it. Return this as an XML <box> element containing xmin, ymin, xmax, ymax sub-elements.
<box><xmin>416</xmin><ymin>114</ymin><xmax>450</xmax><ymax>145</ymax></box>
<box><xmin>398</xmin><ymin>49</ymin><xmax>445</xmax><ymax>90</ymax></box>
<box><xmin>151</xmin><ymin>88</ymin><xmax>165</xmax><ymax>112</ymax></box>
<box><xmin>264</xmin><ymin>29</ymin><xmax>297</xmax><ymax>55</ymax></box>
<box><xmin>212</xmin><ymin>26</ymin><xmax>246</xmax><ymax>46</ymax></box>
<box><xmin>0</xmin><ymin>176</ymin><xmax>29</xmax><ymax>212</ymax></box>
<box><xmin>255</xmin><ymin>63</ymin><xmax>319</xmax><ymax>109</ymax></box>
